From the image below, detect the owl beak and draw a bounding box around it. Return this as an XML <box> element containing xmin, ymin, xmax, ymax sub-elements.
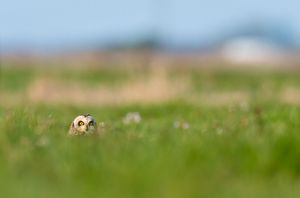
<box><xmin>85</xmin><ymin>125</ymin><xmax>89</xmax><ymax>131</ymax></box>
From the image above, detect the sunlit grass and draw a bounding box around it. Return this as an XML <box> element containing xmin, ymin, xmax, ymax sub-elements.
<box><xmin>1</xmin><ymin>66</ymin><xmax>300</xmax><ymax>197</ymax></box>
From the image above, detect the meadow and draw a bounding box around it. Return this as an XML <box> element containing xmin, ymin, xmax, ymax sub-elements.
<box><xmin>1</xmin><ymin>64</ymin><xmax>300</xmax><ymax>197</ymax></box>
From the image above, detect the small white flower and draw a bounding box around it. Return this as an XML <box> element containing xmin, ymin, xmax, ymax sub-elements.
<box><xmin>173</xmin><ymin>121</ymin><xmax>190</xmax><ymax>130</ymax></box>
<box><xmin>173</xmin><ymin>121</ymin><xmax>181</xmax><ymax>129</ymax></box>
<box><xmin>123</xmin><ymin>112</ymin><xmax>142</xmax><ymax>125</ymax></box>
<box><xmin>36</xmin><ymin>136</ymin><xmax>50</xmax><ymax>147</ymax></box>
<box><xmin>182</xmin><ymin>122</ymin><xmax>190</xmax><ymax>129</ymax></box>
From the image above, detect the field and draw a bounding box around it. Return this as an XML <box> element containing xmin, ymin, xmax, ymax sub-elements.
<box><xmin>1</xmin><ymin>64</ymin><xmax>300</xmax><ymax>197</ymax></box>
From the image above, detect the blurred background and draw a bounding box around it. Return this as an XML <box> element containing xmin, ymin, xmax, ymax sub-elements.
<box><xmin>3</xmin><ymin>2</ymin><xmax>300</xmax><ymax>197</ymax></box>
<box><xmin>1</xmin><ymin>0</ymin><xmax>300</xmax><ymax>66</ymax></box>
<box><xmin>2</xmin><ymin>0</ymin><xmax>300</xmax><ymax>107</ymax></box>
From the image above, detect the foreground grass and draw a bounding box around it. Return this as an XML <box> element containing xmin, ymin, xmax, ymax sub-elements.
<box><xmin>1</xmin><ymin>102</ymin><xmax>300</xmax><ymax>198</ymax></box>
<box><xmin>2</xmin><ymin>66</ymin><xmax>300</xmax><ymax>197</ymax></box>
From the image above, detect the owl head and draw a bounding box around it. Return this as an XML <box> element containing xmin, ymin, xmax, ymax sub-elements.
<box><xmin>69</xmin><ymin>114</ymin><xmax>97</xmax><ymax>136</ymax></box>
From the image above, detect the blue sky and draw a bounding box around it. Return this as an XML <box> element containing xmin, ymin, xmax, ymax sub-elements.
<box><xmin>1</xmin><ymin>0</ymin><xmax>300</xmax><ymax>49</ymax></box>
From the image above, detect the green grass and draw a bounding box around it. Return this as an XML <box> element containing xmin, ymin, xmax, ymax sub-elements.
<box><xmin>1</xmin><ymin>67</ymin><xmax>300</xmax><ymax>197</ymax></box>
<box><xmin>0</xmin><ymin>66</ymin><xmax>148</xmax><ymax>91</ymax></box>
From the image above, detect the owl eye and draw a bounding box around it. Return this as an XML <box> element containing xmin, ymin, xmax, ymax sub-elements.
<box><xmin>78</xmin><ymin>121</ymin><xmax>84</xmax><ymax>126</ymax></box>
<box><xmin>88</xmin><ymin>121</ymin><xmax>94</xmax><ymax>126</ymax></box>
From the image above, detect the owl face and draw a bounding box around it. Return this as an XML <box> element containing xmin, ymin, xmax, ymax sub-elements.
<box><xmin>69</xmin><ymin>114</ymin><xmax>97</xmax><ymax>136</ymax></box>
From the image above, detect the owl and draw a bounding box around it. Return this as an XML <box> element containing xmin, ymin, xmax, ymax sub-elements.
<box><xmin>69</xmin><ymin>114</ymin><xmax>97</xmax><ymax>136</ymax></box>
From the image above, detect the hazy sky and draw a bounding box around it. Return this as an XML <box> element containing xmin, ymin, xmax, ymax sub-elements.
<box><xmin>1</xmin><ymin>0</ymin><xmax>300</xmax><ymax>48</ymax></box>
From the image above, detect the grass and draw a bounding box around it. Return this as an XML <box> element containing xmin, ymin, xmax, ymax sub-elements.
<box><xmin>1</xmin><ymin>66</ymin><xmax>300</xmax><ymax>197</ymax></box>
